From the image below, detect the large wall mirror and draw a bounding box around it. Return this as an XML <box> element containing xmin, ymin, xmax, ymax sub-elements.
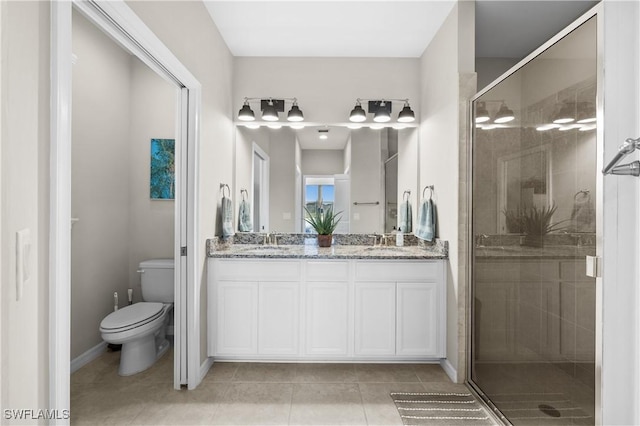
<box><xmin>234</xmin><ymin>125</ymin><xmax>419</xmax><ymax>234</ymax></box>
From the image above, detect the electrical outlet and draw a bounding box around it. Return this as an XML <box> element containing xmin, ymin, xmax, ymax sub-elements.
<box><xmin>16</xmin><ymin>228</ymin><xmax>32</xmax><ymax>301</ymax></box>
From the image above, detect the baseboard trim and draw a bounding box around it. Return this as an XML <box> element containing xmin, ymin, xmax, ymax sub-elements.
<box><xmin>440</xmin><ymin>358</ymin><xmax>458</xmax><ymax>383</ymax></box>
<box><xmin>199</xmin><ymin>357</ymin><xmax>214</xmax><ymax>384</ymax></box>
<box><xmin>70</xmin><ymin>341</ymin><xmax>108</xmax><ymax>374</ymax></box>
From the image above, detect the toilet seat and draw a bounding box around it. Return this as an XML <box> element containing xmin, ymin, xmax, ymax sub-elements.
<box><xmin>100</xmin><ymin>302</ymin><xmax>164</xmax><ymax>333</ymax></box>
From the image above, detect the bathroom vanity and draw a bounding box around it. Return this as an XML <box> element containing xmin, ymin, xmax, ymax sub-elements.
<box><xmin>206</xmin><ymin>240</ymin><xmax>447</xmax><ymax>362</ymax></box>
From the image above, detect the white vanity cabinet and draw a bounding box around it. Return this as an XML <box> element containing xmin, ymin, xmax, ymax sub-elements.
<box><xmin>208</xmin><ymin>257</ymin><xmax>446</xmax><ymax>361</ymax></box>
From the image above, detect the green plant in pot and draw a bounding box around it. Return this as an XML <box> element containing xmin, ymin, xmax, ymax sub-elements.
<box><xmin>304</xmin><ymin>206</ymin><xmax>342</xmax><ymax>247</ymax></box>
<box><xmin>520</xmin><ymin>203</ymin><xmax>566</xmax><ymax>248</ymax></box>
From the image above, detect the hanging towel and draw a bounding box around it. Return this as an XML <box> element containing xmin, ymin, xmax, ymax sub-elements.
<box><xmin>238</xmin><ymin>199</ymin><xmax>253</xmax><ymax>232</ymax></box>
<box><xmin>399</xmin><ymin>200</ymin><xmax>412</xmax><ymax>233</ymax></box>
<box><xmin>415</xmin><ymin>198</ymin><xmax>436</xmax><ymax>241</ymax></box>
<box><xmin>221</xmin><ymin>196</ymin><xmax>234</xmax><ymax>238</ymax></box>
<box><xmin>570</xmin><ymin>191</ymin><xmax>595</xmax><ymax>233</ymax></box>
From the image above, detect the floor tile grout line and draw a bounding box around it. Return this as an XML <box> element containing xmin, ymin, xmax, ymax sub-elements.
<box><xmin>356</xmin><ymin>383</ymin><xmax>370</xmax><ymax>426</ymax></box>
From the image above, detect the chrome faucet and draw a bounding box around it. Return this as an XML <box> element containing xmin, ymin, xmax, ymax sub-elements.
<box><xmin>263</xmin><ymin>232</ymin><xmax>278</xmax><ymax>246</ymax></box>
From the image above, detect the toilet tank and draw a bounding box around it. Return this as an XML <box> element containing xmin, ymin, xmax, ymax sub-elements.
<box><xmin>139</xmin><ymin>259</ymin><xmax>174</xmax><ymax>303</ymax></box>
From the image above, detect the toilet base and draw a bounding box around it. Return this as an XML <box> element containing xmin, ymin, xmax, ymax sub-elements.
<box><xmin>118</xmin><ymin>333</ymin><xmax>169</xmax><ymax>376</ymax></box>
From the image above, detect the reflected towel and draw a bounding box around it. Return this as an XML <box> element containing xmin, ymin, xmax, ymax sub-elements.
<box><xmin>238</xmin><ymin>199</ymin><xmax>252</xmax><ymax>232</ymax></box>
<box><xmin>415</xmin><ymin>199</ymin><xmax>436</xmax><ymax>241</ymax></box>
<box><xmin>399</xmin><ymin>200</ymin><xmax>412</xmax><ymax>233</ymax></box>
<box><xmin>221</xmin><ymin>196</ymin><xmax>234</xmax><ymax>238</ymax></box>
<box><xmin>570</xmin><ymin>192</ymin><xmax>595</xmax><ymax>233</ymax></box>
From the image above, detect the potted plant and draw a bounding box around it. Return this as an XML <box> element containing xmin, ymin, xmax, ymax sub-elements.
<box><xmin>304</xmin><ymin>206</ymin><xmax>342</xmax><ymax>247</ymax></box>
<box><xmin>520</xmin><ymin>203</ymin><xmax>566</xmax><ymax>248</ymax></box>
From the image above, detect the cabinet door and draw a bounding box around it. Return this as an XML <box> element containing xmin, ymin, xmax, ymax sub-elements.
<box><xmin>305</xmin><ymin>281</ymin><xmax>349</xmax><ymax>355</ymax></box>
<box><xmin>216</xmin><ymin>281</ymin><xmax>258</xmax><ymax>355</ymax></box>
<box><xmin>396</xmin><ymin>282</ymin><xmax>440</xmax><ymax>357</ymax></box>
<box><xmin>355</xmin><ymin>282</ymin><xmax>396</xmax><ymax>356</ymax></box>
<box><xmin>258</xmin><ymin>282</ymin><xmax>299</xmax><ymax>355</ymax></box>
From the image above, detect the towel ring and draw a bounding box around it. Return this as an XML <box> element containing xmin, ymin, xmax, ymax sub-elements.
<box><xmin>403</xmin><ymin>190</ymin><xmax>411</xmax><ymax>201</ymax></box>
<box><xmin>422</xmin><ymin>185</ymin><xmax>434</xmax><ymax>200</ymax></box>
<box><xmin>240</xmin><ymin>189</ymin><xmax>248</xmax><ymax>201</ymax></box>
<box><xmin>220</xmin><ymin>183</ymin><xmax>230</xmax><ymax>198</ymax></box>
<box><xmin>574</xmin><ymin>189</ymin><xmax>590</xmax><ymax>200</ymax></box>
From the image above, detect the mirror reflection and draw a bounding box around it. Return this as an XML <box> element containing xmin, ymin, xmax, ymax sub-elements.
<box><xmin>234</xmin><ymin>125</ymin><xmax>418</xmax><ymax>234</ymax></box>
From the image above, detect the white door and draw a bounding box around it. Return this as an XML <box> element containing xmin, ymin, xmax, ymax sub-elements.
<box><xmin>216</xmin><ymin>281</ymin><xmax>258</xmax><ymax>355</ymax></box>
<box><xmin>305</xmin><ymin>282</ymin><xmax>349</xmax><ymax>356</ymax></box>
<box><xmin>355</xmin><ymin>282</ymin><xmax>396</xmax><ymax>355</ymax></box>
<box><xmin>396</xmin><ymin>282</ymin><xmax>439</xmax><ymax>357</ymax></box>
<box><xmin>258</xmin><ymin>282</ymin><xmax>299</xmax><ymax>355</ymax></box>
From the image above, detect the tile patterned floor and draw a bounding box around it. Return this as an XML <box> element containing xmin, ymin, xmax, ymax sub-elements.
<box><xmin>70</xmin><ymin>349</ymin><xmax>468</xmax><ymax>425</ymax></box>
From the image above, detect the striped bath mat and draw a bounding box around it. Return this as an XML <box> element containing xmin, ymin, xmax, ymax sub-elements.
<box><xmin>391</xmin><ymin>391</ymin><xmax>496</xmax><ymax>425</ymax></box>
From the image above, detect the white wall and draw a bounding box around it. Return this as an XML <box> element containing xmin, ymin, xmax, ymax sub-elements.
<box><xmin>350</xmin><ymin>128</ymin><xmax>384</xmax><ymax>233</ymax></box>
<box><xmin>70</xmin><ymin>10</ymin><xmax>132</xmax><ymax>359</ymax></box>
<box><xmin>268</xmin><ymin>129</ymin><xmax>296</xmax><ymax>233</ymax></box>
<box><xmin>419</xmin><ymin>2</ymin><xmax>475</xmax><ymax>382</ymax></box>
<box><xmin>0</xmin><ymin>0</ymin><xmax>50</xmax><ymax>415</ymax></box>
<box><xmin>301</xmin><ymin>149</ymin><xmax>344</xmax><ymax>176</ymax></box>
<box><xmin>127</xmin><ymin>0</ymin><xmax>235</xmax><ymax>365</ymax></box>
<box><xmin>234</xmin><ymin>57</ymin><xmax>420</xmax><ymax>124</ymax></box>
<box><xmin>397</xmin><ymin>128</ymin><xmax>419</xmax><ymax>226</ymax></box>
<box><xmin>476</xmin><ymin>57</ymin><xmax>519</xmax><ymax>91</ymax></box>
<box><xmin>127</xmin><ymin>57</ymin><xmax>176</xmax><ymax>299</ymax></box>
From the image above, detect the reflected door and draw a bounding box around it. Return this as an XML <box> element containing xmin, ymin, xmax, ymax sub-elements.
<box><xmin>470</xmin><ymin>16</ymin><xmax>598</xmax><ymax>425</ymax></box>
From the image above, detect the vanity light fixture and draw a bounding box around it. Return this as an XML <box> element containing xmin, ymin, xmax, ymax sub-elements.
<box><xmin>475</xmin><ymin>102</ymin><xmax>490</xmax><ymax>123</ymax></box>
<box><xmin>552</xmin><ymin>102</ymin><xmax>575</xmax><ymax>124</ymax></box>
<box><xmin>493</xmin><ymin>103</ymin><xmax>515</xmax><ymax>123</ymax></box>
<box><xmin>349</xmin><ymin>98</ymin><xmax>415</xmax><ymax>124</ymax></box>
<box><xmin>237</xmin><ymin>97</ymin><xmax>305</xmax><ymax>123</ymax></box>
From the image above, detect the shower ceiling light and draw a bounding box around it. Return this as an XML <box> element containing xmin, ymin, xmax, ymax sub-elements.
<box><xmin>318</xmin><ymin>129</ymin><xmax>329</xmax><ymax>140</ymax></box>
<box><xmin>475</xmin><ymin>102</ymin><xmax>490</xmax><ymax>123</ymax></box>
<box><xmin>494</xmin><ymin>104</ymin><xmax>515</xmax><ymax>123</ymax></box>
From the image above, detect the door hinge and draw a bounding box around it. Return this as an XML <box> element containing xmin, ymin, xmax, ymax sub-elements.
<box><xmin>586</xmin><ymin>255</ymin><xmax>601</xmax><ymax>278</ymax></box>
<box><xmin>181</xmin><ymin>246</ymin><xmax>187</xmax><ymax>256</ymax></box>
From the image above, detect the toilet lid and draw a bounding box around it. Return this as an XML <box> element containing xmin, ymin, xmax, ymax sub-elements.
<box><xmin>100</xmin><ymin>302</ymin><xmax>164</xmax><ymax>331</ymax></box>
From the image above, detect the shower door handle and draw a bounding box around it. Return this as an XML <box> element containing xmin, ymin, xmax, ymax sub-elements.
<box><xmin>585</xmin><ymin>256</ymin><xmax>601</xmax><ymax>278</ymax></box>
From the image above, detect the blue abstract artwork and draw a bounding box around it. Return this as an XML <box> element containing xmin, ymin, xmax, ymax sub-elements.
<box><xmin>150</xmin><ymin>138</ymin><xmax>175</xmax><ymax>200</ymax></box>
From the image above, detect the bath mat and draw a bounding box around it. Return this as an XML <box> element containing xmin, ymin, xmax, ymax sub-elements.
<box><xmin>391</xmin><ymin>391</ymin><xmax>496</xmax><ymax>425</ymax></box>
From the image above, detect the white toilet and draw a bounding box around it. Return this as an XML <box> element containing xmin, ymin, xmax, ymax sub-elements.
<box><xmin>100</xmin><ymin>259</ymin><xmax>174</xmax><ymax>376</ymax></box>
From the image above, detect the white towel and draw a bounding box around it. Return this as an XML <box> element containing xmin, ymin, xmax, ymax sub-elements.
<box><xmin>238</xmin><ymin>199</ymin><xmax>252</xmax><ymax>232</ymax></box>
<box><xmin>221</xmin><ymin>196</ymin><xmax>234</xmax><ymax>238</ymax></box>
<box><xmin>399</xmin><ymin>200</ymin><xmax>412</xmax><ymax>233</ymax></box>
<box><xmin>415</xmin><ymin>198</ymin><xmax>436</xmax><ymax>242</ymax></box>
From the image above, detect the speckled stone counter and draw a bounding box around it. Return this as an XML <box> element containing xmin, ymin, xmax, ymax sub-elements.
<box><xmin>206</xmin><ymin>235</ymin><xmax>448</xmax><ymax>260</ymax></box>
<box><xmin>474</xmin><ymin>244</ymin><xmax>594</xmax><ymax>259</ymax></box>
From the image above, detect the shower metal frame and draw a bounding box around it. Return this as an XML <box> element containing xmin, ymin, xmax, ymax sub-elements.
<box><xmin>466</xmin><ymin>4</ymin><xmax>604</xmax><ymax>425</ymax></box>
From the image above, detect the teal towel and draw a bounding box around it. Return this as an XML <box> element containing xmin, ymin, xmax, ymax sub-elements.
<box><xmin>238</xmin><ymin>200</ymin><xmax>252</xmax><ymax>232</ymax></box>
<box><xmin>415</xmin><ymin>199</ymin><xmax>436</xmax><ymax>241</ymax></box>
<box><xmin>399</xmin><ymin>200</ymin><xmax>412</xmax><ymax>233</ymax></box>
<box><xmin>221</xmin><ymin>196</ymin><xmax>234</xmax><ymax>237</ymax></box>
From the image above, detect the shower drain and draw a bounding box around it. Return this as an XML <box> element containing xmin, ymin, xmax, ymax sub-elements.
<box><xmin>538</xmin><ymin>404</ymin><xmax>561</xmax><ymax>417</ymax></box>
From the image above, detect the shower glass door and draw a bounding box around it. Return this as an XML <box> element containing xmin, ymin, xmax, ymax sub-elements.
<box><xmin>470</xmin><ymin>15</ymin><xmax>598</xmax><ymax>425</ymax></box>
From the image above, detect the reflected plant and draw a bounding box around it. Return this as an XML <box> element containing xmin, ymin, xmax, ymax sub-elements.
<box><xmin>521</xmin><ymin>203</ymin><xmax>567</xmax><ymax>236</ymax></box>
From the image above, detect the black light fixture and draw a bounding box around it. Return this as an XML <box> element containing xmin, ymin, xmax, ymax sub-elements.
<box><xmin>237</xmin><ymin>97</ymin><xmax>305</xmax><ymax>124</ymax></box>
<box><xmin>552</xmin><ymin>102</ymin><xmax>575</xmax><ymax>124</ymax></box>
<box><xmin>475</xmin><ymin>101</ymin><xmax>490</xmax><ymax>123</ymax></box>
<box><xmin>397</xmin><ymin>100</ymin><xmax>416</xmax><ymax>123</ymax></box>
<box><xmin>238</xmin><ymin>99</ymin><xmax>255</xmax><ymax>121</ymax></box>
<box><xmin>349</xmin><ymin>98</ymin><xmax>415</xmax><ymax>124</ymax></box>
<box><xmin>494</xmin><ymin>103</ymin><xmax>515</xmax><ymax>124</ymax></box>
<box><xmin>287</xmin><ymin>99</ymin><xmax>304</xmax><ymax>122</ymax></box>
<box><xmin>349</xmin><ymin>101</ymin><xmax>367</xmax><ymax>122</ymax></box>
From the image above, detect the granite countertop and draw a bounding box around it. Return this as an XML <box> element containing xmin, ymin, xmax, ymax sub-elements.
<box><xmin>474</xmin><ymin>245</ymin><xmax>595</xmax><ymax>259</ymax></box>
<box><xmin>207</xmin><ymin>239</ymin><xmax>448</xmax><ymax>260</ymax></box>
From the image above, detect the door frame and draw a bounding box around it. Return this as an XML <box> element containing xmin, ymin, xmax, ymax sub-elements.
<box><xmin>251</xmin><ymin>142</ymin><xmax>270</xmax><ymax>232</ymax></box>
<box><xmin>50</xmin><ymin>0</ymin><xmax>202</xmax><ymax>417</ymax></box>
<box><xmin>466</xmin><ymin>4</ymin><xmax>603</xmax><ymax>424</ymax></box>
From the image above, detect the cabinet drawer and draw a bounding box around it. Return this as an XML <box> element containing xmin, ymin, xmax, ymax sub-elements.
<box><xmin>355</xmin><ymin>260</ymin><xmax>440</xmax><ymax>282</ymax></box>
<box><xmin>305</xmin><ymin>260</ymin><xmax>349</xmax><ymax>281</ymax></box>
<box><xmin>214</xmin><ymin>259</ymin><xmax>301</xmax><ymax>281</ymax></box>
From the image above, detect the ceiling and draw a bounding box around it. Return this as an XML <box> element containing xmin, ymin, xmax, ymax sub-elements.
<box><xmin>204</xmin><ymin>1</ymin><xmax>597</xmax><ymax>59</ymax></box>
<box><xmin>204</xmin><ymin>1</ymin><xmax>456</xmax><ymax>57</ymax></box>
<box><xmin>295</xmin><ymin>126</ymin><xmax>351</xmax><ymax>150</ymax></box>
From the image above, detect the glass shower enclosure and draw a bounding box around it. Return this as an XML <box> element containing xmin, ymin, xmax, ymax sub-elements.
<box><xmin>469</xmin><ymin>13</ymin><xmax>599</xmax><ymax>425</ymax></box>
